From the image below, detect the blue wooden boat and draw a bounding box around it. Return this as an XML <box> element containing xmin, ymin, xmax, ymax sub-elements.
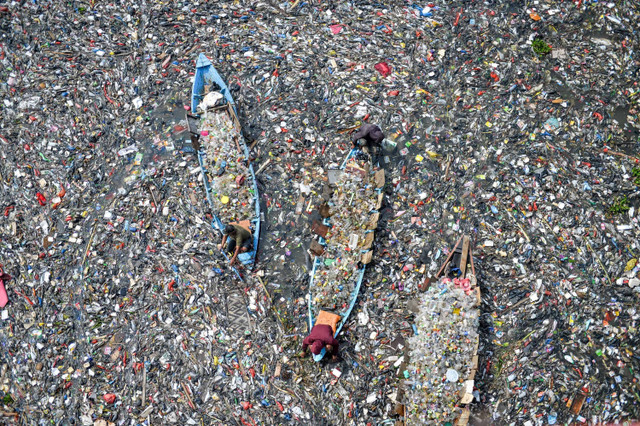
<box><xmin>307</xmin><ymin>148</ymin><xmax>383</xmax><ymax>361</ymax></box>
<box><xmin>189</xmin><ymin>53</ymin><xmax>260</xmax><ymax>279</ymax></box>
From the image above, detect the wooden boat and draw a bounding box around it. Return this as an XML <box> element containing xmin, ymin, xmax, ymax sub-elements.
<box><xmin>398</xmin><ymin>235</ymin><xmax>480</xmax><ymax>426</ymax></box>
<box><xmin>187</xmin><ymin>53</ymin><xmax>260</xmax><ymax>278</ymax></box>
<box><xmin>307</xmin><ymin>148</ymin><xmax>385</xmax><ymax>361</ymax></box>
<box><xmin>432</xmin><ymin>235</ymin><xmax>480</xmax><ymax>426</ymax></box>
<box><xmin>432</xmin><ymin>235</ymin><xmax>478</xmax><ymax>295</ymax></box>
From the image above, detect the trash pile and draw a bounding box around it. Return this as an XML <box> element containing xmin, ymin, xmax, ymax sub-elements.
<box><xmin>199</xmin><ymin>107</ymin><xmax>254</xmax><ymax>224</ymax></box>
<box><xmin>310</xmin><ymin>158</ymin><xmax>381</xmax><ymax>311</ymax></box>
<box><xmin>405</xmin><ymin>275</ymin><xmax>480</xmax><ymax>425</ymax></box>
<box><xmin>1</xmin><ymin>0</ymin><xmax>640</xmax><ymax>425</ymax></box>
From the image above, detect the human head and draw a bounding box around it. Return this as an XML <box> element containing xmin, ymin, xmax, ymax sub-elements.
<box><xmin>326</xmin><ymin>344</ymin><xmax>334</xmax><ymax>353</ymax></box>
<box><xmin>311</xmin><ymin>341</ymin><xmax>324</xmax><ymax>355</ymax></box>
<box><xmin>224</xmin><ymin>225</ymin><xmax>236</xmax><ymax>236</ymax></box>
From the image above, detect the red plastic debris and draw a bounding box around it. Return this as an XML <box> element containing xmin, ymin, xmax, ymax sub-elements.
<box><xmin>374</xmin><ymin>62</ymin><xmax>391</xmax><ymax>77</ymax></box>
<box><xmin>329</xmin><ymin>25</ymin><xmax>342</xmax><ymax>35</ymax></box>
<box><xmin>103</xmin><ymin>393</ymin><xmax>116</xmax><ymax>404</ymax></box>
<box><xmin>454</xmin><ymin>8</ymin><xmax>462</xmax><ymax>26</ymax></box>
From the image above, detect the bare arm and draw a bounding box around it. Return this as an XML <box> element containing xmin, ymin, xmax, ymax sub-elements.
<box><xmin>230</xmin><ymin>245</ymin><xmax>241</xmax><ymax>265</ymax></box>
<box><xmin>300</xmin><ymin>335</ymin><xmax>312</xmax><ymax>356</ymax></box>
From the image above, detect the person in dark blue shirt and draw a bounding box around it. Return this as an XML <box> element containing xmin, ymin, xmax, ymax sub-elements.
<box><xmin>352</xmin><ymin>123</ymin><xmax>385</xmax><ymax>164</ymax></box>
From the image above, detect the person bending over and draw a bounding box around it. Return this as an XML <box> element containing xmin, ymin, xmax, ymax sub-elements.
<box><xmin>219</xmin><ymin>224</ymin><xmax>252</xmax><ymax>266</ymax></box>
<box><xmin>300</xmin><ymin>324</ymin><xmax>339</xmax><ymax>362</ymax></box>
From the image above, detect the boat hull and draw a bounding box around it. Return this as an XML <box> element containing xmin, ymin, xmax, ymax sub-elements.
<box><xmin>190</xmin><ymin>53</ymin><xmax>261</xmax><ymax>276</ymax></box>
<box><xmin>307</xmin><ymin>149</ymin><xmax>382</xmax><ymax>361</ymax></box>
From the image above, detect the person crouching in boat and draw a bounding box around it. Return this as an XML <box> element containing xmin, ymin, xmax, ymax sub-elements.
<box><xmin>351</xmin><ymin>123</ymin><xmax>385</xmax><ymax>165</ymax></box>
<box><xmin>219</xmin><ymin>224</ymin><xmax>252</xmax><ymax>266</ymax></box>
<box><xmin>300</xmin><ymin>324</ymin><xmax>340</xmax><ymax>362</ymax></box>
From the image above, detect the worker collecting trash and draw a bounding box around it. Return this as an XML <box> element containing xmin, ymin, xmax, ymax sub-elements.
<box><xmin>351</xmin><ymin>123</ymin><xmax>385</xmax><ymax>165</ymax></box>
<box><xmin>299</xmin><ymin>322</ymin><xmax>340</xmax><ymax>362</ymax></box>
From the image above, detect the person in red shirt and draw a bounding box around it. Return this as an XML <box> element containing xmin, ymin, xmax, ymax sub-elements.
<box><xmin>300</xmin><ymin>324</ymin><xmax>339</xmax><ymax>361</ymax></box>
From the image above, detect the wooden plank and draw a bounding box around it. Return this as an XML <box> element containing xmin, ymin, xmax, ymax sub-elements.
<box><xmin>318</xmin><ymin>203</ymin><xmax>331</xmax><ymax>218</ymax></box>
<box><xmin>185</xmin><ymin>112</ymin><xmax>202</xmax><ymax>151</ymax></box>
<box><xmin>223</xmin><ymin>104</ymin><xmax>246</xmax><ymax>156</ymax></box>
<box><xmin>469</xmin><ymin>245</ymin><xmax>476</xmax><ymax>276</ymax></box>
<box><xmin>362</xmin><ymin>232</ymin><xmax>374</xmax><ymax>249</ymax></box>
<box><xmin>374</xmin><ymin>169</ymin><xmax>385</xmax><ymax>188</ymax></box>
<box><xmin>367</xmin><ymin>212</ymin><xmax>380</xmax><ymax>230</ymax></box>
<box><xmin>311</xmin><ymin>220</ymin><xmax>329</xmax><ymax>238</ymax></box>
<box><xmin>309</xmin><ymin>240</ymin><xmax>325</xmax><ymax>256</ymax></box>
<box><xmin>467</xmin><ymin>368</ymin><xmax>477</xmax><ymax>381</ymax></box>
<box><xmin>255</xmin><ymin>158</ymin><xmax>272</xmax><ymax>175</ymax></box>
<box><xmin>455</xmin><ymin>408</ymin><xmax>470</xmax><ymax>426</ymax></box>
<box><xmin>443</xmin><ymin>155</ymin><xmax>452</xmax><ymax>181</ymax></box>
<box><xmin>337</xmin><ymin>125</ymin><xmax>359</xmax><ymax>134</ymax></box>
<box><xmin>459</xmin><ymin>380</ymin><xmax>474</xmax><ymax>404</ymax></box>
<box><xmin>435</xmin><ymin>236</ymin><xmax>463</xmax><ymax>279</ymax></box>
<box><xmin>570</xmin><ymin>391</ymin><xmax>587</xmax><ymax>415</ymax></box>
<box><xmin>418</xmin><ymin>275</ymin><xmax>436</xmax><ymax>292</ymax></box>
<box><xmin>394</xmin><ymin>404</ymin><xmax>405</xmax><ymax>417</ymax></box>
<box><xmin>460</xmin><ymin>236</ymin><xmax>470</xmax><ymax>278</ymax></box>
<box><xmin>470</xmin><ymin>355</ymin><xmax>479</xmax><ymax>371</ymax></box>
<box><xmin>204</xmin><ymin>103</ymin><xmax>229</xmax><ymax>113</ymax></box>
<box><xmin>467</xmin><ymin>354</ymin><xmax>479</xmax><ymax>381</ymax></box>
